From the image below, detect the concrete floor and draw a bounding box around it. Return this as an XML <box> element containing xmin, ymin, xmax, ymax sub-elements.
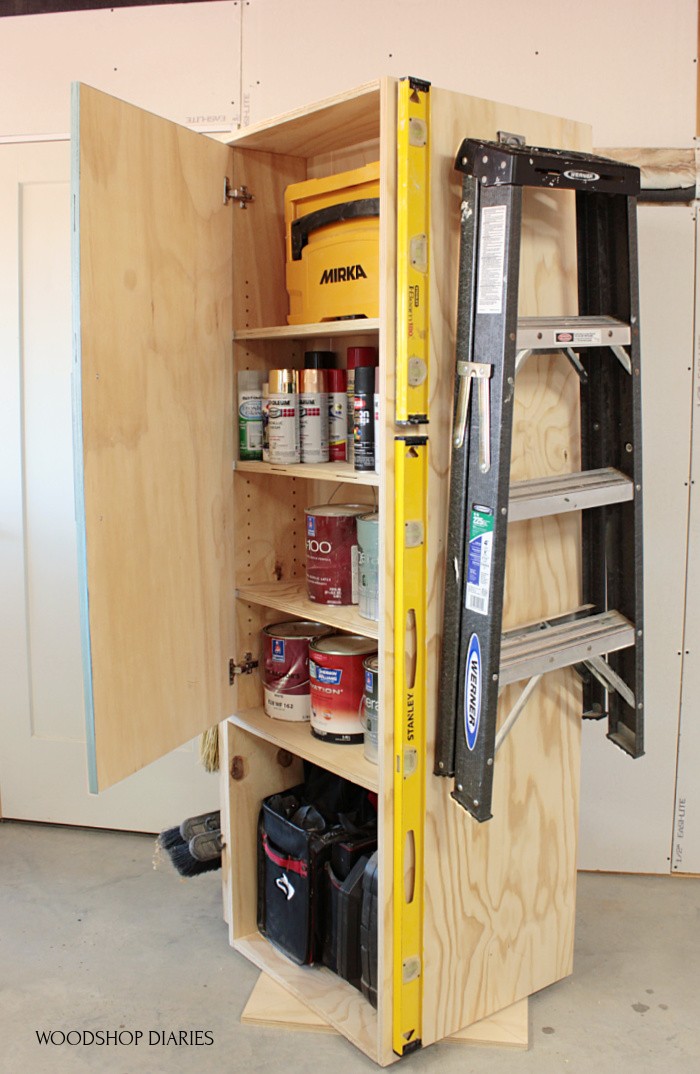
<box><xmin>0</xmin><ymin>822</ymin><xmax>698</xmax><ymax>1074</ymax></box>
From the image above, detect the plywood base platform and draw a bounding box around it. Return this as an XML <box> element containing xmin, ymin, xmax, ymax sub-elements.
<box><xmin>242</xmin><ymin>973</ymin><xmax>529</xmax><ymax>1050</ymax></box>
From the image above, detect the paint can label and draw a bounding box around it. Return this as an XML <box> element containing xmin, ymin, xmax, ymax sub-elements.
<box><xmin>305</xmin><ymin>507</ymin><xmax>364</xmax><ymax>605</ymax></box>
<box><xmin>466</xmin><ymin>505</ymin><xmax>494</xmax><ymax>615</ymax></box>
<box><xmin>362</xmin><ymin>657</ymin><xmax>379</xmax><ymax>764</ymax></box>
<box><xmin>357</xmin><ymin>514</ymin><xmax>379</xmax><ymax>621</ymax></box>
<box><xmin>310</xmin><ymin>646</ymin><xmax>374</xmax><ymax>743</ymax></box>
<box><xmin>262</xmin><ymin>623</ymin><xmax>329</xmax><ymax>721</ymax></box>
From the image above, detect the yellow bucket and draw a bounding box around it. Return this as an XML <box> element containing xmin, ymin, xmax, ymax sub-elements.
<box><xmin>284</xmin><ymin>161</ymin><xmax>380</xmax><ymax>324</ymax></box>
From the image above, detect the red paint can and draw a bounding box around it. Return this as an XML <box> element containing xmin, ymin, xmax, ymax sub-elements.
<box><xmin>309</xmin><ymin>634</ymin><xmax>378</xmax><ymax>743</ymax></box>
<box><xmin>304</xmin><ymin>504</ymin><xmax>368</xmax><ymax>605</ymax></box>
<box><xmin>261</xmin><ymin>620</ymin><xmax>333</xmax><ymax>721</ymax></box>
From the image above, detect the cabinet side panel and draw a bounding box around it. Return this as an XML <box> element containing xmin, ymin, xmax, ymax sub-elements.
<box><xmin>75</xmin><ymin>85</ymin><xmax>235</xmax><ymax>789</ymax></box>
<box><xmin>231</xmin><ymin>147</ymin><xmax>306</xmax><ymax>330</ymax></box>
<box><xmin>422</xmin><ymin>89</ymin><xmax>590</xmax><ymax>1044</ymax></box>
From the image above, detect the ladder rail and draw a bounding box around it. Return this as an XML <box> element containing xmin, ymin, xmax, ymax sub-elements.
<box><xmin>450</xmin><ymin>181</ymin><xmax>524</xmax><ymax>822</ymax></box>
<box><xmin>435</xmin><ymin>173</ymin><xmax>479</xmax><ymax>778</ymax></box>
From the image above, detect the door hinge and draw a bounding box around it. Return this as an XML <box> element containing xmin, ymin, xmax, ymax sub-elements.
<box><xmin>224</xmin><ymin>178</ymin><xmax>254</xmax><ymax>208</ymax></box>
<box><xmin>229</xmin><ymin>653</ymin><xmax>258</xmax><ymax>684</ymax></box>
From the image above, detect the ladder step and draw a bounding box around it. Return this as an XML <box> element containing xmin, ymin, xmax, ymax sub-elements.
<box><xmin>508</xmin><ymin>467</ymin><xmax>634</xmax><ymax>521</ymax></box>
<box><xmin>500</xmin><ymin>610</ymin><xmax>635</xmax><ymax>687</ymax></box>
<box><xmin>516</xmin><ymin>315</ymin><xmax>630</xmax><ymax>351</ymax></box>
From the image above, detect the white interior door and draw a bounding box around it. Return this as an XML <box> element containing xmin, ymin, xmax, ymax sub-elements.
<box><xmin>0</xmin><ymin>140</ymin><xmax>219</xmax><ymax>832</ymax></box>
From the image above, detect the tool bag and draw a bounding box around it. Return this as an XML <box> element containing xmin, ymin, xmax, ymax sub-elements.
<box><xmin>257</xmin><ymin>767</ymin><xmax>376</xmax><ymax>967</ymax></box>
<box><xmin>321</xmin><ymin>831</ymin><xmax>377</xmax><ymax>981</ymax></box>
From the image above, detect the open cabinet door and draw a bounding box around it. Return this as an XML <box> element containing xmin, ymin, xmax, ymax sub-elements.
<box><xmin>72</xmin><ymin>84</ymin><xmax>235</xmax><ymax>792</ymax></box>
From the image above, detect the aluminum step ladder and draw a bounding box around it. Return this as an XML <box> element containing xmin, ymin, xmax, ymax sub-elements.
<box><xmin>435</xmin><ymin>138</ymin><xmax>644</xmax><ymax>822</ymax></box>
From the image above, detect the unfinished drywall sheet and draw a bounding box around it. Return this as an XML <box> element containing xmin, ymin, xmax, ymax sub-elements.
<box><xmin>239</xmin><ymin>0</ymin><xmax>696</xmax><ymax>145</ymax></box>
<box><xmin>578</xmin><ymin>204</ymin><xmax>696</xmax><ymax>874</ymax></box>
<box><xmin>0</xmin><ymin>1</ymin><xmax>241</xmax><ymax>137</ymax></box>
<box><xmin>674</xmin><ymin>207</ymin><xmax>700</xmax><ymax>876</ymax></box>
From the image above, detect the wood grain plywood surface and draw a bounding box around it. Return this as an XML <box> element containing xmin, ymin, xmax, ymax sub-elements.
<box><xmin>75</xmin><ymin>85</ymin><xmax>235</xmax><ymax>790</ymax></box>
<box><xmin>421</xmin><ymin>87</ymin><xmax>590</xmax><ymax>1045</ymax></box>
<box><xmin>242</xmin><ymin>973</ymin><xmax>528</xmax><ymax>1050</ymax></box>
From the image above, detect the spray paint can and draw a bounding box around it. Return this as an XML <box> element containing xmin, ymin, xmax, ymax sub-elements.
<box><xmin>268</xmin><ymin>369</ymin><xmax>300</xmax><ymax>465</ymax></box>
<box><xmin>346</xmin><ymin>346</ymin><xmax>377</xmax><ymax>464</ymax></box>
<box><xmin>353</xmin><ymin>365</ymin><xmax>375</xmax><ymax>471</ymax></box>
<box><xmin>374</xmin><ymin>367</ymin><xmax>380</xmax><ymax>475</ymax></box>
<box><xmin>261</xmin><ymin>383</ymin><xmax>270</xmax><ymax>462</ymax></box>
<box><xmin>327</xmin><ymin>368</ymin><xmax>347</xmax><ymax>462</ymax></box>
<box><xmin>299</xmin><ymin>368</ymin><xmax>329</xmax><ymax>464</ymax></box>
<box><xmin>309</xmin><ymin>634</ymin><xmax>378</xmax><ymax>743</ymax></box>
<box><xmin>238</xmin><ymin>370</ymin><xmax>264</xmax><ymax>461</ymax></box>
<box><xmin>304</xmin><ymin>350</ymin><xmax>336</xmax><ymax>369</ymax></box>
<box><xmin>357</xmin><ymin>512</ymin><xmax>379</xmax><ymax>621</ymax></box>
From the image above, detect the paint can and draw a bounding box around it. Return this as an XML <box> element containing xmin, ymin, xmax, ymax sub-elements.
<box><xmin>261</xmin><ymin>620</ymin><xmax>333</xmax><ymax>721</ymax></box>
<box><xmin>304</xmin><ymin>503</ymin><xmax>367</xmax><ymax>605</ymax></box>
<box><xmin>357</xmin><ymin>512</ymin><xmax>379</xmax><ymax>621</ymax></box>
<box><xmin>309</xmin><ymin>634</ymin><xmax>378</xmax><ymax>743</ymax></box>
<box><xmin>362</xmin><ymin>655</ymin><xmax>379</xmax><ymax>764</ymax></box>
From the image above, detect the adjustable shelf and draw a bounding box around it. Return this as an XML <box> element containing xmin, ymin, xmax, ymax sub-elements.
<box><xmin>233</xmin><ymin>319</ymin><xmax>380</xmax><ymax>342</ymax></box>
<box><xmin>236</xmin><ymin>580</ymin><xmax>379</xmax><ymax>640</ymax></box>
<box><xmin>234</xmin><ymin>459</ymin><xmax>380</xmax><ymax>487</ymax></box>
<box><xmin>228</xmin><ymin>710</ymin><xmax>378</xmax><ymax>793</ymax></box>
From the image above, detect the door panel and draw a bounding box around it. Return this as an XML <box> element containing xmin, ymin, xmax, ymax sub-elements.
<box><xmin>73</xmin><ymin>84</ymin><xmax>235</xmax><ymax>791</ymax></box>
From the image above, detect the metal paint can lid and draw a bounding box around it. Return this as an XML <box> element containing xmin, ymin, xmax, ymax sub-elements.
<box><xmin>363</xmin><ymin>654</ymin><xmax>379</xmax><ymax>673</ymax></box>
<box><xmin>311</xmin><ymin>633</ymin><xmax>378</xmax><ymax>657</ymax></box>
<box><xmin>263</xmin><ymin>620</ymin><xmax>332</xmax><ymax>640</ymax></box>
<box><xmin>305</xmin><ymin>503</ymin><xmax>368</xmax><ymax>518</ymax></box>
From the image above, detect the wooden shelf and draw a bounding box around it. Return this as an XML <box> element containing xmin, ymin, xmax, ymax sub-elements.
<box><xmin>233</xmin><ymin>932</ymin><xmax>379</xmax><ymax>1063</ymax></box>
<box><xmin>233</xmin><ymin>319</ymin><xmax>380</xmax><ymax>342</ymax></box>
<box><xmin>236</xmin><ymin>580</ymin><xmax>379</xmax><ymax>640</ymax></box>
<box><xmin>229</xmin><ymin>709</ymin><xmax>378</xmax><ymax>792</ymax></box>
<box><xmin>234</xmin><ymin>459</ymin><xmax>380</xmax><ymax>487</ymax></box>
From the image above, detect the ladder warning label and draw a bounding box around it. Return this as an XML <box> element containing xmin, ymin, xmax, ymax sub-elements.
<box><xmin>466</xmin><ymin>506</ymin><xmax>494</xmax><ymax>615</ymax></box>
<box><xmin>476</xmin><ymin>205</ymin><xmax>507</xmax><ymax>315</ymax></box>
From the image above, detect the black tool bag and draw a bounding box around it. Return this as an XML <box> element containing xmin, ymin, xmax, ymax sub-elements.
<box><xmin>257</xmin><ymin>767</ymin><xmax>376</xmax><ymax>967</ymax></box>
<box><xmin>322</xmin><ymin>832</ymin><xmax>377</xmax><ymax>981</ymax></box>
<box><xmin>360</xmin><ymin>851</ymin><xmax>380</xmax><ymax>1008</ymax></box>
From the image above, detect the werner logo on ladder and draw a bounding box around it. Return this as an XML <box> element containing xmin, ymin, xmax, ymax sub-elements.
<box><xmin>436</xmin><ymin>137</ymin><xmax>645</xmax><ymax>823</ymax></box>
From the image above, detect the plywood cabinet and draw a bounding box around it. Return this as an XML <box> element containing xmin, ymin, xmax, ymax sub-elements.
<box><xmin>73</xmin><ymin>77</ymin><xmax>590</xmax><ymax>1065</ymax></box>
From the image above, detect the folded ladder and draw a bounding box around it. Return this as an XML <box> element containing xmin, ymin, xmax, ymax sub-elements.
<box><xmin>435</xmin><ymin>139</ymin><xmax>644</xmax><ymax>822</ymax></box>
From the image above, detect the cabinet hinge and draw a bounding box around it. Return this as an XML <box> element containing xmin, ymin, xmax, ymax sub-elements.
<box><xmin>230</xmin><ymin>653</ymin><xmax>258</xmax><ymax>684</ymax></box>
<box><xmin>223</xmin><ymin>178</ymin><xmax>255</xmax><ymax>208</ymax></box>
